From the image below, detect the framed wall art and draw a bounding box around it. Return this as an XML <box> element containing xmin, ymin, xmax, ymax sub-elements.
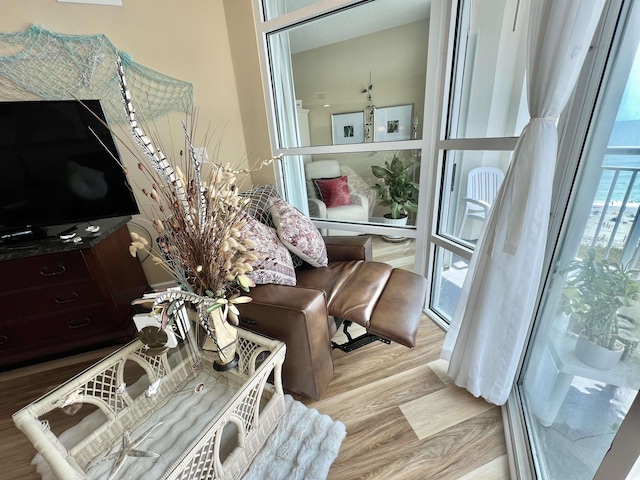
<box><xmin>374</xmin><ymin>104</ymin><xmax>413</xmax><ymax>142</ymax></box>
<box><xmin>331</xmin><ymin>111</ymin><xmax>365</xmax><ymax>145</ymax></box>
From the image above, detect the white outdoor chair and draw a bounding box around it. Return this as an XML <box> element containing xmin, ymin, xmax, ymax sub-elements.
<box><xmin>457</xmin><ymin>166</ymin><xmax>505</xmax><ymax>239</ymax></box>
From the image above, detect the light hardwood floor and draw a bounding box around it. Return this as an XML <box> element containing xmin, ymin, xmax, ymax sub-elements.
<box><xmin>299</xmin><ymin>316</ymin><xmax>509</xmax><ymax>480</ymax></box>
<box><xmin>301</xmin><ymin>236</ymin><xmax>509</xmax><ymax>480</ymax></box>
<box><xmin>0</xmin><ymin>236</ymin><xmax>509</xmax><ymax>480</ymax></box>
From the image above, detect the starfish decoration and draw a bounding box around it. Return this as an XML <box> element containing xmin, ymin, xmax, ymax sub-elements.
<box><xmin>90</xmin><ymin>422</ymin><xmax>163</xmax><ymax>479</ymax></box>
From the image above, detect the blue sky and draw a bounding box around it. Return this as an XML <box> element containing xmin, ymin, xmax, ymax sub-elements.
<box><xmin>617</xmin><ymin>45</ymin><xmax>640</xmax><ymax>122</ymax></box>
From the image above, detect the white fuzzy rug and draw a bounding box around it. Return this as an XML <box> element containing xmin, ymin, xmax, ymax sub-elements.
<box><xmin>243</xmin><ymin>395</ymin><xmax>346</xmax><ymax>480</ymax></box>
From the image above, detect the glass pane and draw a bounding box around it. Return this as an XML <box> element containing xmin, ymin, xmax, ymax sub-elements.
<box><xmin>519</xmin><ymin>25</ymin><xmax>640</xmax><ymax>480</ymax></box>
<box><xmin>438</xmin><ymin>150</ymin><xmax>510</xmax><ymax>247</ymax></box>
<box><xmin>431</xmin><ymin>246</ymin><xmax>469</xmax><ymax>321</ymax></box>
<box><xmin>448</xmin><ymin>0</ymin><xmax>530</xmax><ymax>139</ymax></box>
<box><xmin>267</xmin><ymin>0</ymin><xmax>429</xmax><ymax>148</ymax></box>
<box><xmin>291</xmin><ymin>150</ymin><xmax>420</xmax><ymax>233</ymax></box>
<box><xmin>372</xmin><ymin>237</ymin><xmax>416</xmax><ymax>272</ymax></box>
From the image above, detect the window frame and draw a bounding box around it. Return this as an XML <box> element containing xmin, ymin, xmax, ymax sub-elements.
<box><xmin>252</xmin><ymin>0</ymin><xmax>431</xmax><ymax>241</ymax></box>
<box><xmin>422</xmin><ymin>0</ymin><xmax>524</xmax><ymax>327</ymax></box>
<box><xmin>504</xmin><ymin>0</ymin><xmax>638</xmax><ymax>477</ymax></box>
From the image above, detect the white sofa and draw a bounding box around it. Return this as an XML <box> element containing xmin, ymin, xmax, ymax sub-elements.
<box><xmin>304</xmin><ymin>160</ymin><xmax>371</xmax><ymax>235</ymax></box>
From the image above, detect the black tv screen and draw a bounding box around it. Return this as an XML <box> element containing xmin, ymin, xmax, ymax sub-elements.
<box><xmin>0</xmin><ymin>99</ymin><xmax>139</xmax><ymax>239</ymax></box>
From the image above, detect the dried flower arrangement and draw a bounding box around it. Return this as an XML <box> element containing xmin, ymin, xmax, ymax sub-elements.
<box><xmin>108</xmin><ymin>56</ymin><xmax>279</xmax><ymax>369</ymax></box>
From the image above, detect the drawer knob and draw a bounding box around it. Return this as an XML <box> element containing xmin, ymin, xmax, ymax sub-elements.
<box><xmin>239</xmin><ymin>316</ymin><xmax>257</xmax><ymax>325</ymax></box>
<box><xmin>55</xmin><ymin>292</ymin><xmax>80</xmax><ymax>304</ymax></box>
<box><xmin>68</xmin><ymin>318</ymin><xmax>91</xmax><ymax>329</ymax></box>
<box><xmin>0</xmin><ymin>335</ymin><xmax>7</xmax><ymax>345</ymax></box>
<box><xmin>40</xmin><ymin>264</ymin><xmax>66</xmax><ymax>276</ymax></box>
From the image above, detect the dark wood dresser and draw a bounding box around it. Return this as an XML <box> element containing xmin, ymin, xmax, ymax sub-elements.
<box><xmin>0</xmin><ymin>217</ymin><xmax>148</xmax><ymax>369</ymax></box>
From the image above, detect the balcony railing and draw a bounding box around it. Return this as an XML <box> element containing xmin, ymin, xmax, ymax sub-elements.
<box><xmin>587</xmin><ymin>147</ymin><xmax>640</xmax><ymax>267</ymax></box>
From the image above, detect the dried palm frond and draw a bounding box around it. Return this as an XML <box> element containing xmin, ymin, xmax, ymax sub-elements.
<box><xmin>114</xmin><ymin>55</ymin><xmax>279</xmax><ymax>321</ymax></box>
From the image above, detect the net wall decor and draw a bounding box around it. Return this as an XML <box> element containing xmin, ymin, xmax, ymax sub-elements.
<box><xmin>0</xmin><ymin>25</ymin><xmax>193</xmax><ymax>122</ymax></box>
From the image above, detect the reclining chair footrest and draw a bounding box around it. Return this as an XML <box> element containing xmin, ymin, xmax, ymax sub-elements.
<box><xmin>367</xmin><ymin>269</ymin><xmax>427</xmax><ymax>348</ymax></box>
<box><xmin>332</xmin><ymin>334</ymin><xmax>390</xmax><ymax>352</ymax></box>
<box><xmin>331</xmin><ymin>320</ymin><xmax>391</xmax><ymax>352</ymax></box>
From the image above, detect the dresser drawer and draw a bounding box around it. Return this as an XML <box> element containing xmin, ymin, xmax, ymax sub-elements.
<box><xmin>1</xmin><ymin>281</ymin><xmax>103</xmax><ymax>322</ymax></box>
<box><xmin>0</xmin><ymin>307</ymin><xmax>112</xmax><ymax>353</ymax></box>
<box><xmin>0</xmin><ymin>251</ymin><xmax>91</xmax><ymax>293</ymax></box>
<box><xmin>0</xmin><ymin>222</ymin><xmax>147</xmax><ymax>369</ymax></box>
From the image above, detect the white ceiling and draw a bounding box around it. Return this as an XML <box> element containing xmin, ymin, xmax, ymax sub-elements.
<box><xmin>286</xmin><ymin>0</ymin><xmax>431</xmax><ymax>53</ymax></box>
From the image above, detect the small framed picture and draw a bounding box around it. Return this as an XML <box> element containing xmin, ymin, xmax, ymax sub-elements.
<box><xmin>331</xmin><ymin>111</ymin><xmax>365</xmax><ymax>145</ymax></box>
<box><xmin>374</xmin><ymin>104</ymin><xmax>413</xmax><ymax>142</ymax></box>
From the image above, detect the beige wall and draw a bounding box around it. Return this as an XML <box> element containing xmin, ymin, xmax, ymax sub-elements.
<box><xmin>0</xmin><ymin>0</ymin><xmax>273</xmax><ymax>286</ymax></box>
<box><xmin>224</xmin><ymin>0</ymin><xmax>276</xmax><ymax>187</ymax></box>
<box><xmin>291</xmin><ymin>20</ymin><xmax>428</xmax><ymax>218</ymax></box>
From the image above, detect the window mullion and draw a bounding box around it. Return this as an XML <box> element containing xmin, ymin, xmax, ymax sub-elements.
<box><xmin>439</xmin><ymin>137</ymin><xmax>519</xmax><ymax>151</ymax></box>
<box><xmin>258</xmin><ymin>0</ymin><xmax>366</xmax><ymax>32</ymax></box>
<box><xmin>273</xmin><ymin>139</ymin><xmax>423</xmax><ymax>157</ymax></box>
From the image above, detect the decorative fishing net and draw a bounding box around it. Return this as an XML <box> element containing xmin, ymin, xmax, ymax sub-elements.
<box><xmin>0</xmin><ymin>25</ymin><xmax>193</xmax><ymax>123</ymax></box>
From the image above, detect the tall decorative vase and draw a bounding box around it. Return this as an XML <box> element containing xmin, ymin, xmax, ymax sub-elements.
<box><xmin>151</xmin><ymin>290</ymin><xmax>240</xmax><ymax>372</ymax></box>
<box><xmin>203</xmin><ymin>308</ymin><xmax>239</xmax><ymax>371</ymax></box>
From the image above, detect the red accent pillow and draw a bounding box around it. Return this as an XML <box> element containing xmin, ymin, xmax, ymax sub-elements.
<box><xmin>313</xmin><ymin>176</ymin><xmax>352</xmax><ymax>208</ymax></box>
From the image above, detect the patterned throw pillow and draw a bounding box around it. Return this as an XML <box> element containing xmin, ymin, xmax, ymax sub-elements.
<box><xmin>241</xmin><ymin>213</ymin><xmax>296</xmax><ymax>286</ymax></box>
<box><xmin>239</xmin><ymin>184</ymin><xmax>280</xmax><ymax>227</ymax></box>
<box><xmin>269</xmin><ymin>198</ymin><xmax>328</xmax><ymax>268</ymax></box>
<box><xmin>240</xmin><ymin>184</ymin><xmax>304</xmax><ymax>268</ymax></box>
<box><xmin>313</xmin><ymin>176</ymin><xmax>352</xmax><ymax>208</ymax></box>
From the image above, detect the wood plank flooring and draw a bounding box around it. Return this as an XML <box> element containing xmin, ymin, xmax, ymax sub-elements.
<box><xmin>297</xmin><ymin>236</ymin><xmax>509</xmax><ymax>479</ymax></box>
<box><xmin>369</xmin><ymin>236</ymin><xmax>417</xmax><ymax>271</ymax></box>
<box><xmin>0</xmin><ymin>236</ymin><xmax>509</xmax><ymax>479</ymax></box>
<box><xmin>298</xmin><ymin>317</ymin><xmax>509</xmax><ymax>480</ymax></box>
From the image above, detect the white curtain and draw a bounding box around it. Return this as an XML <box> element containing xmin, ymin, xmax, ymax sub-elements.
<box><xmin>441</xmin><ymin>0</ymin><xmax>605</xmax><ymax>406</ymax></box>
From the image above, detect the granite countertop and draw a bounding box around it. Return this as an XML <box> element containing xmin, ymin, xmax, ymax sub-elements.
<box><xmin>0</xmin><ymin>216</ymin><xmax>132</xmax><ymax>261</ymax></box>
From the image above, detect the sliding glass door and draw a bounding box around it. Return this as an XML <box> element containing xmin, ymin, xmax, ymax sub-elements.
<box><xmin>516</xmin><ymin>1</ymin><xmax>640</xmax><ymax>477</ymax></box>
<box><xmin>425</xmin><ymin>0</ymin><xmax>528</xmax><ymax>324</ymax></box>
<box><xmin>255</xmin><ymin>0</ymin><xmax>429</xmax><ymax>245</ymax></box>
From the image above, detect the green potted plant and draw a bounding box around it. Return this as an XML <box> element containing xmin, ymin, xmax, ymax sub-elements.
<box><xmin>562</xmin><ymin>248</ymin><xmax>640</xmax><ymax>369</ymax></box>
<box><xmin>371</xmin><ymin>155</ymin><xmax>419</xmax><ymax>239</ymax></box>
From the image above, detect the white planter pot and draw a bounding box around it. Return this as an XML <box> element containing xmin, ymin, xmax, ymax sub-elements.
<box><xmin>575</xmin><ymin>337</ymin><xmax>624</xmax><ymax>370</ymax></box>
<box><xmin>382</xmin><ymin>214</ymin><xmax>408</xmax><ymax>241</ymax></box>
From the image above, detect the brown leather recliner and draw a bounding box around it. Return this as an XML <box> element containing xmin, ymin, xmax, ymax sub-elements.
<box><xmin>238</xmin><ymin>235</ymin><xmax>427</xmax><ymax>400</ymax></box>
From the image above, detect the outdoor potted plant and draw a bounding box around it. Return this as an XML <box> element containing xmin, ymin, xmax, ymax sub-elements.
<box><xmin>371</xmin><ymin>155</ymin><xmax>419</xmax><ymax>240</ymax></box>
<box><xmin>562</xmin><ymin>247</ymin><xmax>640</xmax><ymax>369</ymax></box>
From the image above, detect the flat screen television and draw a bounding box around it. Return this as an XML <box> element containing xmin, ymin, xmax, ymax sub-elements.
<box><xmin>0</xmin><ymin>99</ymin><xmax>139</xmax><ymax>242</ymax></box>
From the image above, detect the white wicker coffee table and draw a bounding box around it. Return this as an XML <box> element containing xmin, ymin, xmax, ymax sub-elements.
<box><xmin>13</xmin><ymin>328</ymin><xmax>286</xmax><ymax>480</ymax></box>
